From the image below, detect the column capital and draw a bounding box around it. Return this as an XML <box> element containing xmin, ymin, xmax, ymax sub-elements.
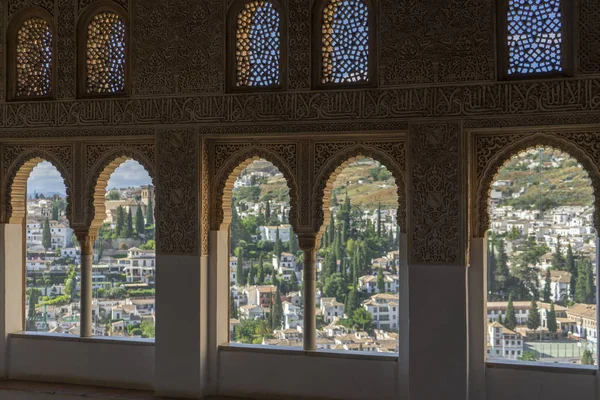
<box><xmin>73</xmin><ymin>229</ymin><xmax>97</xmax><ymax>256</ymax></box>
<box><xmin>298</xmin><ymin>234</ymin><xmax>317</xmax><ymax>251</ymax></box>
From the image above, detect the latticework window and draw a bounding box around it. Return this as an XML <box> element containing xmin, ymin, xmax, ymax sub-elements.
<box><xmin>16</xmin><ymin>18</ymin><xmax>53</xmax><ymax>97</ymax></box>
<box><xmin>236</xmin><ymin>1</ymin><xmax>280</xmax><ymax>87</ymax></box>
<box><xmin>321</xmin><ymin>0</ymin><xmax>369</xmax><ymax>84</ymax></box>
<box><xmin>507</xmin><ymin>0</ymin><xmax>562</xmax><ymax>75</ymax></box>
<box><xmin>86</xmin><ymin>12</ymin><xmax>126</xmax><ymax>94</ymax></box>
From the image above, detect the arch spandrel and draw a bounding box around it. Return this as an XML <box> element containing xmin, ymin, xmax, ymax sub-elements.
<box><xmin>312</xmin><ymin>142</ymin><xmax>406</xmax><ymax>239</ymax></box>
<box><xmin>474</xmin><ymin>132</ymin><xmax>600</xmax><ymax>238</ymax></box>
<box><xmin>211</xmin><ymin>145</ymin><xmax>299</xmax><ymax>233</ymax></box>
<box><xmin>2</xmin><ymin>147</ymin><xmax>73</xmax><ymax>224</ymax></box>
<box><xmin>84</xmin><ymin>145</ymin><xmax>155</xmax><ymax>232</ymax></box>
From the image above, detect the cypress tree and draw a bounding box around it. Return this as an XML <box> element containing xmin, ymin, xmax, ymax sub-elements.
<box><xmin>575</xmin><ymin>260</ymin><xmax>594</xmax><ymax>304</ymax></box>
<box><xmin>505</xmin><ymin>294</ymin><xmax>517</xmax><ymax>330</ymax></box>
<box><xmin>497</xmin><ymin>314</ymin><xmax>503</xmax><ymax>324</ymax></box>
<box><xmin>329</xmin><ymin>212</ymin><xmax>336</xmax><ymax>245</ymax></box>
<box><xmin>230</xmin><ymin>292</ymin><xmax>238</xmax><ymax>319</ymax></box>
<box><xmin>569</xmin><ymin>267</ymin><xmax>577</xmax><ymax>300</ymax></box>
<box><xmin>582</xmin><ymin>350</ymin><xmax>594</xmax><ymax>365</ymax></box>
<box><xmin>236</xmin><ymin>248</ymin><xmax>245</xmax><ymax>286</ymax></box>
<box><xmin>125</xmin><ymin>208</ymin><xmax>134</xmax><ymax>238</ymax></box>
<box><xmin>274</xmin><ymin>228</ymin><xmax>282</xmax><ymax>268</ymax></box>
<box><xmin>565</xmin><ymin>243</ymin><xmax>575</xmax><ymax>274</ymax></box>
<box><xmin>42</xmin><ymin>217</ymin><xmax>51</xmax><ymax>251</ymax></box>
<box><xmin>547</xmin><ymin>302</ymin><xmax>557</xmax><ymax>334</ymax></box>
<box><xmin>377</xmin><ymin>267</ymin><xmax>385</xmax><ymax>293</ymax></box>
<box><xmin>487</xmin><ymin>239</ymin><xmax>497</xmax><ymax>294</ymax></box>
<box><xmin>257</xmin><ymin>254</ymin><xmax>265</xmax><ymax>284</ymax></box>
<box><xmin>115</xmin><ymin>206</ymin><xmax>125</xmax><ymax>237</ymax></box>
<box><xmin>97</xmin><ymin>240</ymin><xmax>104</xmax><ymax>262</ymax></box>
<box><xmin>135</xmin><ymin>206</ymin><xmax>145</xmax><ymax>236</ymax></box>
<box><xmin>271</xmin><ymin>287</ymin><xmax>284</xmax><ymax>330</ymax></box>
<box><xmin>527</xmin><ymin>298</ymin><xmax>541</xmax><ymax>333</ymax></box>
<box><xmin>265</xmin><ymin>200</ymin><xmax>271</xmax><ymax>220</ymax></box>
<box><xmin>497</xmin><ymin>240</ymin><xmax>509</xmax><ymax>295</ymax></box>
<box><xmin>377</xmin><ymin>201</ymin><xmax>382</xmax><ymax>237</ymax></box>
<box><xmin>52</xmin><ymin>202</ymin><xmax>59</xmax><ymax>220</ymax></box>
<box><xmin>146</xmin><ymin>198</ymin><xmax>154</xmax><ymax>226</ymax></box>
<box><xmin>551</xmin><ymin>237</ymin><xmax>565</xmax><ymax>270</ymax></box>
<box><xmin>345</xmin><ymin>288</ymin><xmax>359</xmax><ymax>317</ymax></box>
<box><xmin>248</xmin><ymin>262</ymin><xmax>255</xmax><ymax>285</ymax></box>
<box><xmin>542</xmin><ymin>269</ymin><xmax>552</xmax><ymax>302</ymax></box>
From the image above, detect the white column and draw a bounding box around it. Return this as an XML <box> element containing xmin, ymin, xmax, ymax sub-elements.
<box><xmin>300</xmin><ymin>236</ymin><xmax>317</xmax><ymax>351</ymax></box>
<box><xmin>75</xmin><ymin>231</ymin><xmax>95</xmax><ymax>338</ymax></box>
<box><xmin>0</xmin><ymin>224</ymin><xmax>24</xmax><ymax>377</ymax></box>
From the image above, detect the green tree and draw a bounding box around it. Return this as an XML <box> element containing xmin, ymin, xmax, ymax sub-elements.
<box><xmin>565</xmin><ymin>243</ymin><xmax>575</xmax><ymax>274</ymax></box>
<box><xmin>97</xmin><ymin>240</ymin><xmax>104</xmax><ymax>262</ymax></box>
<box><xmin>496</xmin><ymin>239</ymin><xmax>510</xmax><ymax>295</ymax></box>
<box><xmin>351</xmin><ymin>308</ymin><xmax>373</xmax><ymax>331</ymax></box>
<box><xmin>377</xmin><ymin>201</ymin><xmax>382</xmax><ymax>237</ymax></box>
<box><xmin>230</xmin><ymin>292</ymin><xmax>238</xmax><ymax>319</ymax></box>
<box><xmin>271</xmin><ymin>287</ymin><xmax>283</xmax><ymax>330</ymax></box>
<box><xmin>115</xmin><ymin>206</ymin><xmax>125</xmax><ymax>237</ymax></box>
<box><xmin>146</xmin><ymin>198</ymin><xmax>154</xmax><ymax>226</ymax></box>
<box><xmin>51</xmin><ymin>202</ymin><xmax>59</xmax><ymax>220</ymax></box>
<box><xmin>107</xmin><ymin>190</ymin><xmax>121</xmax><ymax>200</ymax></box>
<box><xmin>274</xmin><ymin>228</ymin><xmax>282</xmax><ymax>268</ymax></box>
<box><xmin>581</xmin><ymin>350</ymin><xmax>594</xmax><ymax>365</ymax></box>
<box><xmin>345</xmin><ymin>287</ymin><xmax>360</xmax><ymax>317</ymax></box>
<box><xmin>505</xmin><ymin>294</ymin><xmax>517</xmax><ymax>330</ymax></box>
<box><xmin>140</xmin><ymin>321</ymin><xmax>155</xmax><ymax>338</ymax></box>
<box><xmin>125</xmin><ymin>208</ymin><xmax>134</xmax><ymax>238</ymax></box>
<box><xmin>248</xmin><ymin>262</ymin><xmax>256</xmax><ymax>285</ymax></box>
<box><xmin>257</xmin><ymin>254</ymin><xmax>265</xmax><ymax>284</ymax></box>
<box><xmin>42</xmin><ymin>217</ymin><xmax>51</xmax><ymax>251</ymax></box>
<box><xmin>575</xmin><ymin>260</ymin><xmax>594</xmax><ymax>304</ymax></box>
<box><xmin>377</xmin><ymin>267</ymin><xmax>385</xmax><ymax>293</ymax></box>
<box><xmin>265</xmin><ymin>200</ymin><xmax>271</xmax><ymax>220</ymax></box>
<box><xmin>518</xmin><ymin>350</ymin><xmax>538</xmax><ymax>362</ymax></box>
<box><xmin>542</xmin><ymin>269</ymin><xmax>552</xmax><ymax>303</ymax></box>
<box><xmin>64</xmin><ymin>264</ymin><xmax>76</xmax><ymax>300</ymax></box>
<box><xmin>323</xmin><ymin>273</ymin><xmax>347</xmax><ymax>302</ymax></box>
<box><xmin>289</xmin><ymin>234</ymin><xmax>299</xmax><ymax>255</ymax></box>
<box><xmin>235</xmin><ymin>248</ymin><xmax>245</xmax><ymax>286</ymax></box>
<box><xmin>551</xmin><ymin>237</ymin><xmax>565</xmax><ymax>270</ymax></box>
<box><xmin>547</xmin><ymin>302</ymin><xmax>557</xmax><ymax>334</ymax></box>
<box><xmin>27</xmin><ymin>288</ymin><xmax>42</xmax><ymax>321</ymax></box>
<box><xmin>135</xmin><ymin>206</ymin><xmax>145</xmax><ymax>236</ymax></box>
<box><xmin>527</xmin><ymin>298</ymin><xmax>541</xmax><ymax>333</ymax></box>
<box><xmin>487</xmin><ymin>238</ymin><xmax>497</xmax><ymax>294</ymax></box>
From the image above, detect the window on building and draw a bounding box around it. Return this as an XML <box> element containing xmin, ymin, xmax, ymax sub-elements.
<box><xmin>318</xmin><ymin>157</ymin><xmax>400</xmax><ymax>353</ymax></box>
<box><xmin>235</xmin><ymin>0</ymin><xmax>281</xmax><ymax>87</ymax></box>
<box><xmin>25</xmin><ymin>162</ymin><xmax>77</xmax><ymax>335</ymax></box>
<box><xmin>93</xmin><ymin>160</ymin><xmax>155</xmax><ymax>338</ymax></box>
<box><xmin>486</xmin><ymin>147</ymin><xmax>597</xmax><ymax>366</ymax></box>
<box><xmin>14</xmin><ymin>17</ymin><xmax>53</xmax><ymax>97</ymax></box>
<box><xmin>320</xmin><ymin>0</ymin><xmax>369</xmax><ymax>84</ymax></box>
<box><xmin>228</xmin><ymin>159</ymin><xmax>299</xmax><ymax>347</ymax></box>
<box><xmin>84</xmin><ymin>11</ymin><xmax>126</xmax><ymax>94</ymax></box>
<box><xmin>502</xmin><ymin>0</ymin><xmax>566</xmax><ymax>76</ymax></box>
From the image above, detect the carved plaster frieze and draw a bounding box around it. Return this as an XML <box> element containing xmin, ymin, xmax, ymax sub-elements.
<box><xmin>156</xmin><ymin>129</ymin><xmax>198</xmax><ymax>255</ymax></box>
<box><xmin>57</xmin><ymin>0</ymin><xmax>76</xmax><ymax>99</ymax></box>
<box><xmin>78</xmin><ymin>0</ymin><xmax>127</xmax><ymax>13</ymax></box>
<box><xmin>409</xmin><ymin>123</ymin><xmax>461</xmax><ymax>265</ymax></box>
<box><xmin>8</xmin><ymin>0</ymin><xmax>56</xmax><ymax>16</ymax></box>
<box><xmin>2</xmin><ymin>78</ymin><xmax>600</xmax><ymax>131</ymax></box>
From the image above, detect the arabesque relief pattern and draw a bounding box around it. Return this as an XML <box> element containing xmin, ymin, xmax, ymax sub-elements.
<box><xmin>57</xmin><ymin>0</ymin><xmax>76</xmax><ymax>99</ymax></box>
<box><xmin>473</xmin><ymin>130</ymin><xmax>600</xmax><ymax>238</ymax></box>
<box><xmin>8</xmin><ymin>0</ymin><xmax>56</xmax><ymax>16</ymax></box>
<box><xmin>410</xmin><ymin>123</ymin><xmax>461</xmax><ymax>265</ymax></box>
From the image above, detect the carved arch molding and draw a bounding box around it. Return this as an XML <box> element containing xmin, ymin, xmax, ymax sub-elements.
<box><xmin>473</xmin><ymin>129</ymin><xmax>600</xmax><ymax>238</ymax></box>
<box><xmin>1</xmin><ymin>141</ymin><xmax>156</xmax><ymax>230</ymax></box>
<box><xmin>206</xmin><ymin>136</ymin><xmax>406</xmax><ymax>255</ymax></box>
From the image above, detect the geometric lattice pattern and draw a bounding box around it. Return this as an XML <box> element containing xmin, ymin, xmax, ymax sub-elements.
<box><xmin>16</xmin><ymin>18</ymin><xmax>53</xmax><ymax>97</ymax></box>
<box><xmin>321</xmin><ymin>0</ymin><xmax>369</xmax><ymax>84</ymax></box>
<box><xmin>86</xmin><ymin>12</ymin><xmax>126</xmax><ymax>94</ymax></box>
<box><xmin>507</xmin><ymin>0</ymin><xmax>562</xmax><ymax>75</ymax></box>
<box><xmin>236</xmin><ymin>1</ymin><xmax>280</xmax><ymax>87</ymax></box>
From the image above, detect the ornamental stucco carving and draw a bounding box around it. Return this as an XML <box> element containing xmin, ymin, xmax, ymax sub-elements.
<box><xmin>379</xmin><ymin>0</ymin><xmax>494</xmax><ymax>85</ymax></box>
<box><xmin>409</xmin><ymin>123</ymin><xmax>461</xmax><ymax>265</ymax></box>
<box><xmin>578</xmin><ymin>0</ymin><xmax>600</xmax><ymax>74</ymax></box>
<box><xmin>8</xmin><ymin>0</ymin><xmax>56</xmax><ymax>16</ymax></box>
<box><xmin>473</xmin><ymin>130</ymin><xmax>600</xmax><ymax>238</ymax></box>
<box><xmin>156</xmin><ymin>129</ymin><xmax>198</xmax><ymax>255</ymax></box>
<box><xmin>57</xmin><ymin>0</ymin><xmax>76</xmax><ymax>99</ymax></box>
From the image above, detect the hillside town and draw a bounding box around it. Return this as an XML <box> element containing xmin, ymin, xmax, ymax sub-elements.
<box><xmin>229</xmin><ymin>159</ymin><xmax>402</xmax><ymax>353</ymax></box>
<box><xmin>486</xmin><ymin>148</ymin><xmax>597</xmax><ymax>365</ymax></box>
<box><xmin>25</xmin><ymin>162</ymin><xmax>155</xmax><ymax>338</ymax></box>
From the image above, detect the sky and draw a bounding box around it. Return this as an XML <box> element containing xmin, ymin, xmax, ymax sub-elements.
<box><xmin>27</xmin><ymin>159</ymin><xmax>152</xmax><ymax>196</ymax></box>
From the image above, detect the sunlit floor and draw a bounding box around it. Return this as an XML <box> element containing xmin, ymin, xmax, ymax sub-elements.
<box><xmin>0</xmin><ymin>380</ymin><xmax>246</xmax><ymax>400</ymax></box>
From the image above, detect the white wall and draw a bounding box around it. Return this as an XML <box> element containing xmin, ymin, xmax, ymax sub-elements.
<box><xmin>218</xmin><ymin>349</ymin><xmax>399</xmax><ymax>400</ymax></box>
<box><xmin>7</xmin><ymin>335</ymin><xmax>154</xmax><ymax>389</ymax></box>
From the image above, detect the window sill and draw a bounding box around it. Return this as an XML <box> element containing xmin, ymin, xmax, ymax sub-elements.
<box><xmin>219</xmin><ymin>343</ymin><xmax>398</xmax><ymax>361</ymax></box>
<box><xmin>486</xmin><ymin>359</ymin><xmax>597</xmax><ymax>375</ymax></box>
<box><xmin>8</xmin><ymin>331</ymin><xmax>155</xmax><ymax>346</ymax></box>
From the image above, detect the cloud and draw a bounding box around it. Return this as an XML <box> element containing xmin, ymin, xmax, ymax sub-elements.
<box><xmin>106</xmin><ymin>159</ymin><xmax>152</xmax><ymax>190</ymax></box>
<box><xmin>28</xmin><ymin>161</ymin><xmax>66</xmax><ymax>196</ymax></box>
<box><xmin>27</xmin><ymin>159</ymin><xmax>152</xmax><ymax>197</ymax></box>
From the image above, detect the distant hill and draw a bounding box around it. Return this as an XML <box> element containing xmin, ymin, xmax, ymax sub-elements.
<box><xmin>493</xmin><ymin>148</ymin><xmax>593</xmax><ymax>210</ymax></box>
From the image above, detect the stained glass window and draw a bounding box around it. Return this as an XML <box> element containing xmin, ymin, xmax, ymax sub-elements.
<box><xmin>507</xmin><ymin>0</ymin><xmax>562</xmax><ymax>75</ymax></box>
<box><xmin>321</xmin><ymin>0</ymin><xmax>369</xmax><ymax>84</ymax></box>
<box><xmin>236</xmin><ymin>1</ymin><xmax>280</xmax><ymax>87</ymax></box>
<box><xmin>86</xmin><ymin>12</ymin><xmax>126</xmax><ymax>94</ymax></box>
<box><xmin>16</xmin><ymin>18</ymin><xmax>53</xmax><ymax>97</ymax></box>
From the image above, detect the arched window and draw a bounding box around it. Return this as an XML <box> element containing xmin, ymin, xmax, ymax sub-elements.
<box><xmin>7</xmin><ymin>9</ymin><xmax>56</xmax><ymax>100</ymax></box>
<box><xmin>235</xmin><ymin>1</ymin><xmax>281</xmax><ymax>87</ymax></box>
<box><xmin>78</xmin><ymin>4</ymin><xmax>128</xmax><ymax>96</ymax></box>
<box><xmin>499</xmin><ymin>0</ymin><xmax>573</xmax><ymax>77</ymax></box>
<box><xmin>317</xmin><ymin>0</ymin><xmax>372</xmax><ymax>85</ymax></box>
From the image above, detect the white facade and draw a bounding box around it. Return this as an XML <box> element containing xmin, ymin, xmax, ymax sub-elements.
<box><xmin>362</xmin><ymin>294</ymin><xmax>399</xmax><ymax>330</ymax></box>
<box><xmin>259</xmin><ymin>224</ymin><xmax>291</xmax><ymax>242</ymax></box>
